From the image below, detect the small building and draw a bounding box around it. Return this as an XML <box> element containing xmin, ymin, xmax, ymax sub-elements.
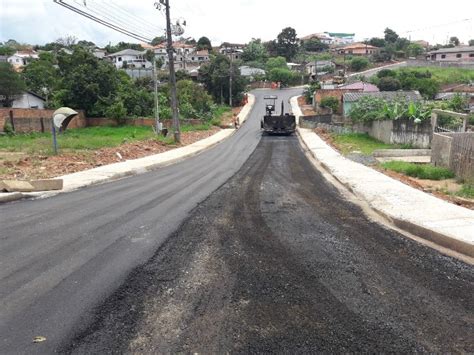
<box><xmin>325</xmin><ymin>32</ymin><xmax>355</xmax><ymax>45</ymax></box>
<box><xmin>11</xmin><ymin>91</ymin><xmax>46</xmax><ymax>109</ymax></box>
<box><xmin>240</xmin><ymin>65</ymin><xmax>265</xmax><ymax>80</ymax></box>
<box><xmin>343</xmin><ymin>91</ymin><xmax>422</xmax><ymax>116</ymax></box>
<box><xmin>426</xmin><ymin>46</ymin><xmax>474</xmax><ymax>62</ymax></box>
<box><xmin>300</xmin><ymin>33</ymin><xmax>334</xmax><ymax>45</ymax></box>
<box><xmin>306</xmin><ymin>60</ymin><xmax>335</xmax><ymax>75</ymax></box>
<box><xmin>92</xmin><ymin>48</ymin><xmax>107</xmax><ymax>59</ymax></box>
<box><xmin>339</xmin><ymin>81</ymin><xmax>379</xmax><ymax>92</ymax></box>
<box><xmin>7</xmin><ymin>51</ymin><xmax>39</xmax><ymax>68</ymax></box>
<box><xmin>337</xmin><ymin>43</ymin><xmax>379</xmax><ymax>56</ymax></box>
<box><xmin>106</xmin><ymin>49</ymin><xmax>151</xmax><ymax>69</ymax></box>
<box><xmin>219</xmin><ymin>43</ymin><xmax>245</xmax><ymax>61</ymax></box>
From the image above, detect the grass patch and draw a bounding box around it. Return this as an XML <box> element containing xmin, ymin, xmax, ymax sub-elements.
<box><xmin>381</xmin><ymin>161</ymin><xmax>455</xmax><ymax>180</ymax></box>
<box><xmin>331</xmin><ymin>133</ymin><xmax>398</xmax><ymax>155</ymax></box>
<box><xmin>394</xmin><ymin>67</ymin><xmax>474</xmax><ymax>85</ymax></box>
<box><xmin>0</xmin><ymin>126</ymin><xmax>160</xmax><ymax>154</ymax></box>
<box><xmin>456</xmin><ymin>184</ymin><xmax>474</xmax><ymax>199</ymax></box>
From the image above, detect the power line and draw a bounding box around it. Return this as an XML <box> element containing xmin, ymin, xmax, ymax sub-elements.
<box><xmin>71</xmin><ymin>0</ymin><xmax>161</xmax><ymax>40</ymax></box>
<box><xmin>54</xmin><ymin>0</ymin><xmax>153</xmax><ymax>43</ymax></box>
<box><xmin>105</xmin><ymin>1</ymin><xmax>166</xmax><ymax>33</ymax></box>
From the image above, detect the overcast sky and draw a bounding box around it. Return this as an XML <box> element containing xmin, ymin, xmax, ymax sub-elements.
<box><xmin>1</xmin><ymin>0</ymin><xmax>473</xmax><ymax>47</ymax></box>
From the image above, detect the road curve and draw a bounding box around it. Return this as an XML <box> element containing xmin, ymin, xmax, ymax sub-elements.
<box><xmin>0</xmin><ymin>88</ymin><xmax>300</xmax><ymax>354</ymax></box>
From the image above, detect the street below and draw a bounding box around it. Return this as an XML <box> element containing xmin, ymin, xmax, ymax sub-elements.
<box><xmin>1</xmin><ymin>89</ymin><xmax>472</xmax><ymax>353</ymax></box>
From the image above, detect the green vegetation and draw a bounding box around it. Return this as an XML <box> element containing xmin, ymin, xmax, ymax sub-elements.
<box><xmin>320</xmin><ymin>96</ymin><xmax>340</xmax><ymax>112</ymax></box>
<box><xmin>381</xmin><ymin>161</ymin><xmax>455</xmax><ymax>180</ymax></box>
<box><xmin>331</xmin><ymin>133</ymin><xmax>397</xmax><ymax>155</ymax></box>
<box><xmin>349</xmin><ymin>57</ymin><xmax>370</xmax><ymax>72</ymax></box>
<box><xmin>456</xmin><ymin>184</ymin><xmax>474</xmax><ymax>199</ymax></box>
<box><xmin>349</xmin><ymin>96</ymin><xmax>431</xmax><ymax>122</ymax></box>
<box><xmin>393</xmin><ymin>67</ymin><xmax>474</xmax><ymax>85</ymax></box>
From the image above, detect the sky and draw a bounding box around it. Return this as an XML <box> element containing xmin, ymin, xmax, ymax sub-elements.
<box><xmin>0</xmin><ymin>0</ymin><xmax>473</xmax><ymax>47</ymax></box>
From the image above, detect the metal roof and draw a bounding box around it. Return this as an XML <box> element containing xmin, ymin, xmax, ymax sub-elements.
<box><xmin>106</xmin><ymin>49</ymin><xmax>145</xmax><ymax>57</ymax></box>
<box><xmin>343</xmin><ymin>91</ymin><xmax>422</xmax><ymax>102</ymax></box>
<box><xmin>428</xmin><ymin>46</ymin><xmax>474</xmax><ymax>54</ymax></box>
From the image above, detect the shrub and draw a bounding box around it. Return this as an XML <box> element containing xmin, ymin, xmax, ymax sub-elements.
<box><xmin>378</xmin><ymin>77</ymin><xmax>401</xmax><ymax>91</ymax></box>
<box><xmin>320</xmin><ymin>96</ymin><xmax>340</xmax><ymax>112</ymax></box>
<box><xmin>105</xmin><ymin>100</ymin><xmax>127</xmax><ymax>125</ymax></box>
<box><xmin>350</xmin><ymin>57</ymin><xmax>369</xmax><ymax>71</ymax></box>
<box><xmin>303</xmin><ymin>81</ymin><xmax>321</xmax><ymax>103</ymax></box>
<box><xmin>3</xmin><ymin>122</ymin><xmax>14</xmax><ymax>136</ymax></box>
<box><xmin>377</xmin><ymin>69</ymin><xmax>397</xmax><ymax>78</ymax></box>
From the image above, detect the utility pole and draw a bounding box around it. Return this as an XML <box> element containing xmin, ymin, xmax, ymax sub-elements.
<box><xmin>153</xmin><ymin>57</ymin><xmax>161</xmax><ymax>134</ymax></box>
<box><xmin>229</xmin><ymin>46</ymin><xmax>233</xmax><ymax>107</ymax></box>
<box><xmin>162</xmin><ymin>0</ymin><xmax>180</xmax><ymax>143</ymax></box>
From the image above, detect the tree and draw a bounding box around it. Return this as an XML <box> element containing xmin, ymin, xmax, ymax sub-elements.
<box><xmin>268</xmin><ymin>68</ymin><xmax>295</xmax><ymax>86</ymax></box>
<box><xmin>368</xmin><ymin>37</ymin><xmax>386</xmax><ymax>47</ymax></box>
<box><xmin>377</xmin><ymin>69</ymin><xmax>397</xmax><ymax>78</ymax></box>
<box><xmin>0</xmin><ymin>63</ymin><xmax>26</xmax><ymax>107</ymax></box>
<box><xmin>302</xmin><ymin>38</ymin><xmax>329</xmax><ymax>52</ymax></box>
<box><xmin>377</xmin><ymin>77</ymin><xmax>401</xmax><ymax>91</ymax></box>
<box><xmin>55</xmin><ymin>47</ymin><xmax>121</xmax><ymax>115</ymax></box>
<box><xmin>469</xmin><ymin>39</ymin><xmax>474</xmax><ymax>46</ymax></box>
<box><xmin>197</xmin><ymin>36</ymin><xmax>212</xmax><ymax>51</ymax></box>
<box><xmin>0</xmin><ymin>45</ymin><xmax>15</xmax><ymax>56</ymax></box>
<box><xmin>151</xmin><ymin>36</ymin><xmax>166</xmax><ymax>46</ymax></box>
<box><xmin>266</xmin><ymin>56</ymin><xmax>287</xmax><ymax>71</ymax></box>
<box><xmin>105</xmin><ymin>42</ymin><xmax>144</xmax><ymax>54</ymax></box>
<box><xmin>263</xmin><ymin>40</ymin><xmax>279</xmax><ymax>57</ymax></box>
<box><xmin>449</xmin><ymin>36</ymin><xmax>460</xmax><ymax>46</ymax></box>
<box><xmin>241</xmin><ymin>38</ymin><xmax>268</xmax><ymax>64</ymax></box>
<box><xmin>22</xmin><ymin>55</ymin><xmax>58</xmax><ymax>103</ymax></box>
<box><xmin>276</xmin><ymin>27</ymin><xmax>299</xmax><ymax>61</ymax></box>
<box><xmin>320</xmin><ymin>96</ymin><xmax>339</xmax><ymax>112</ymax></box>
<box><xmin>77</xmin><ymin>40</ymin><xmax>96</xmax><ymax>48</ymax></box>
<box><xmin>56</xmin><ymin>35</ymin><xmax>77</xmax><ymax>48</ymax></box>
<box><xmin>199</xmin><ymin>54</ymin><xmax>246</xmax><ymax>105</ymax></box>
<box><xmin>406</xmin><ymin>43</ymin><xmax>424</xmax><ymax>57</ymax></box>
<box><xmin>350</xmin><ymin>57</ymin><xmax>369</xmax><ymax>71</ymax></box>
<box><xmin>384</xmin><ymin>28</ymin><xmax>399</xmax><ymax>43</ymax></box>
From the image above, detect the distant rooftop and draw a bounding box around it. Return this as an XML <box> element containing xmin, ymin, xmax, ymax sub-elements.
<box><xmin>325</xmin><ymin>32</ymin><xmax>355</xmax><ymax>38</ymax></box>
<box><xmin>428</xmin><ymin>46</ymin><xmax>474</xmax><ymax>54</ymax></box>
<box><xmin>339</xmin><ymin>82</ymin><xmax>379</xmax><ymax>92</ymax></box>
<box><xmin>106</xmin><ymin>49</ymin><xmax>144</xmax><ymax>57</ymax></box>
<box><xmin>343</xmin><ymin>91</ymin><xmax>422</xmax><ymax>102</ymax></box>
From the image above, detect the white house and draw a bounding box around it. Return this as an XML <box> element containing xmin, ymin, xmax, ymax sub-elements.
<box><xmin>7</xmin><ymin>51</ymin><xmax>39</xmax><ymax>68</ymax></box>
<box><xmin>11</xmin><ymin>92</ymin><xmax>46</xmax><ymax>109</ymax></box>
<box><xmin>106</xmin><ymin>49</ymin><xmax>152</xmax><ymax>69</ymax></box>
<box><xmin>153</xmin><ymin>42</ymin><xmax>210</xmax><ymax>72</ymax></box>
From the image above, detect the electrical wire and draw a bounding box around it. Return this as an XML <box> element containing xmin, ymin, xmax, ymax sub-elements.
<box><xmin>54</xmin><ymin>0</ymin><xmax>153</xmax><ymax>43</ymax></box>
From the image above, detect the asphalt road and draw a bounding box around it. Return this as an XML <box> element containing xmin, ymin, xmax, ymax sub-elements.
<box><xmin>0</xmin><ymin>88</ymin><xmax>299</xmax><ymax>354</ymax></box>
<box><xmin>2</xmin><ymin>88</ymin><xmax>473</xmax><ymax>353</ymax></box>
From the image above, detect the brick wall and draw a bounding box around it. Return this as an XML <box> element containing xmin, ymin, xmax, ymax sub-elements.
<box><xmin>0</xmin><ymin>108</ymin><xmax>86</xmax><ymax>133</ymax></box>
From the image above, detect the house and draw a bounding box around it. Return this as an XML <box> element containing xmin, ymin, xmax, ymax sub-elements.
<box><xmin>11</xmin><ymin>91</ymin><xmax>46</xmax><ymax>109</ymax></box>
<box><xmin>219</xmin><ymin>43</ymin><xmax>245</xmax><ymax>61</ymax></box>
<box><xmin>106</xmin><ymin>49</ymin><xmax>152</xmax><ymax>69</ymax></box>
<box><xmin>343</xmin><ymin>91</ymin><xmax>422</xmax><ymax>116</ymax></box>
<box><xmin>0</xmin><ymin>55</ymin><xmax>8</xmax><ymax>63</ymax></box>
<box><xmin>152</xmin><ymin>42</ymin><xmax>209</xmax><ymax>72</ymax></box>
<box><xmin>426</xmin><ymin>46</ymin><xmax>474</xmax><ymax>62</ymax></box>
<box><xmin>325</xmin><ymin>32</ymin><xmax>355</xmax><ymax>45</ymax></box>
<box><xmin>7</xmin><ymin>50</ymin><xmax>39</xmax><ymax>69</ymax></box>
<box><xmin>240</xmin><ymin>66</ymin><xmax>265</xmax><ymax>79</ymax></box>
<box><xmin>92</xmin><ymin>48</ymin><xmax>107</xmax><ymax>59</ymax></box>
<box><xmin>301</xmin><ymin>33</ymin><xmax>333</xmax><ymax>45</ymax></box>
<box><xmin>338</xmin><ymin>82</ymin><xmax>379</xmax><ymax>92</ymax></box>
<box><xmin>306</xmin><ymin>60</ymin><xmax>335</xmax><ymax>75</ymax></box>
<box><xmin>337</xmin><ymin>43</ymin><xmax>379</xmax><ymax>56</ymax></box>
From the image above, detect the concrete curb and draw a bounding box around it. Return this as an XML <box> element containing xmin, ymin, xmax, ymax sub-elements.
<box><xmin>0</xmin><ymin>94</ymin><xmax>256</xmax><ymax>204</ymax></box>
<box><xmin>290</xmin><ymin>96</ymin><xmax>474</xmax><ymax>259</ymax></box>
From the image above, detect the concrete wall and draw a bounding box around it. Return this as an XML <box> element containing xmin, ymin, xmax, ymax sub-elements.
<box><xmin>407</xmin><ymin>59</ymin><xmax>474</xmax><ymax>69</ymax></box>
<box><xmin>0</xmin><ymin>108</ymin><xmax>86</xmax><ymax>133</ymax></box>
<box><xmin>352</xmin><ymin>118</ymin><xmax>432</xmax><ymax>148</ymax></box>
<box><xmin>432</xmin><ymin>132</ymin><xmax>474</xmax><ymax>182</ymax></box>
<box><xmin>300</xmin><ymin>114</ymin><xmax>332</xmax><ymax>129</ymax></box>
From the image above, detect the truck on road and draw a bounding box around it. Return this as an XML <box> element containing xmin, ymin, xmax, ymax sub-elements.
<box><xmin>261</xmin><ymin>95</ymin><xmax>296</xmax><ymax>135</ymax></box>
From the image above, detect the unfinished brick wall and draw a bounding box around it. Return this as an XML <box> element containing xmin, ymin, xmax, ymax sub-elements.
<box><xmin>0</xmin><ymin>108</ymin><xmax>87</xmax><ymax>133</ymax></box>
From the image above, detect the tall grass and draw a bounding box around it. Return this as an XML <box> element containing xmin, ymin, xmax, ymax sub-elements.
<box><xmin>381</xmin><ymin>161</ymin><xmax>455</xmax><ymax>180</ymax></box>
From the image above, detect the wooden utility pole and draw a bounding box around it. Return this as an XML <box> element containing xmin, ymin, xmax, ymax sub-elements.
<box><xmin>153</xmin><ymin>57</ymin><xmax>161</xmax><ymax>134</ymax></box>
<box><xmin>163</xmin><ymin>0</ymin><xmax>180</xmax><ymax>142</ymax></box>
<box><xmin>229</xmin><ymin>46</ymin><xmax>233</xmax><ymax>107</ymax></box>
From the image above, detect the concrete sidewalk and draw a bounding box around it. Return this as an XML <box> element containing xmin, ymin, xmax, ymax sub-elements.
<box><xmin>291</xmin><ymin>97</ymin><xmax>474</xmax><ymax>258</ymax></box>
<box><xmin>0</xmin><ymin>94</ymin><xmax>255</xmax><ymax>203</ymax></box>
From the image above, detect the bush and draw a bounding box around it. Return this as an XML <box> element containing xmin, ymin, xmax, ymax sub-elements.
<box><xmin>105</xmin><ymin>100</ymin><xmax>127</xmax><ymax>125</ymax></box>
<box><xmin>350</xmin><ymin>57</ymin><xmax>369</xmax><ymax>71</ymax></box>
<box><xmin>377</xmin><ymin>69</ymin><xmax>397</xmax><ymax>78</ymax></box>
<box><xmin>378</xmin><ymin>77</ymin><xmax>401</xmax><ymax>91</ymax></box>
<box><xmin>381</xmin><ymin>161</ymin><xmax>455</xmax><ymax>180</ymax></box>
<box><xmin>3</xmin><ymin>122</ymin><xmax>14</xmax><ymax>136</ymax></box>
<box><xmin>320</xmin><ymin>96</ymin><xmax>339</xmax><ymax>112</ymax></box>
<box><xmin>303</xmin><ymin>81</ymin><xmax>321</xmax><ymax>103</ymax></box>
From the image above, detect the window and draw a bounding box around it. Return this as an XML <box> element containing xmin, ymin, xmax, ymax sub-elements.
<box><xmin>441</xmin><ymin>54</ymin><xmax>446</xmax><ymax>59</ymax></box>
<box><xmin>456</xmin><ymin>53</ymin><xmax>462</xmax><ymax>58</ymax></box>
<box><xmin>469</xmin><ymin>53</ymin><xmax>474</xmax><ymax>57</ymax></box>
<box><xmin>118</xmin><ymin>57</ymin><xmax>122</xmax><ymax>61</ymax></box>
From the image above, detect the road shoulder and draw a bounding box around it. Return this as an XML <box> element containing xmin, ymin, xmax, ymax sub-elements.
<box><xmin>291</xmin><ymin>96</ymin><xmax>474</xmax><ymax>260</ymax></box>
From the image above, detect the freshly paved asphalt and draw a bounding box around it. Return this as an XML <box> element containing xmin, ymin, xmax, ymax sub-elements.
<box><xmin>1</xmin><ymin>87</ymin><xmax>473</xmax><ymax>353</ymax></box>
<box><xmin>0</xmin><ymin>88</ymin><xmax>299</xmax><ymax>354</ymax></box>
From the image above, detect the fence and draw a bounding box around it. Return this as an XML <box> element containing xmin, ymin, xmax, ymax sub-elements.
<box><xmin>432</xmin><ymin>132</ymin><xmax>474</xmax><ymax>182</ymax></box>
<box><xmin>406</xmin><ymin>59</ymin><xmax>474</xmax><ymax>69</ymax></box>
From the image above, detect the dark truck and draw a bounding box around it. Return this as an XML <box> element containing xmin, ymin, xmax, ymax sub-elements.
<box><xmin>261</xmin><ymin>95</ymin><xmax>296</xmax><ymax>135</ymax></box>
